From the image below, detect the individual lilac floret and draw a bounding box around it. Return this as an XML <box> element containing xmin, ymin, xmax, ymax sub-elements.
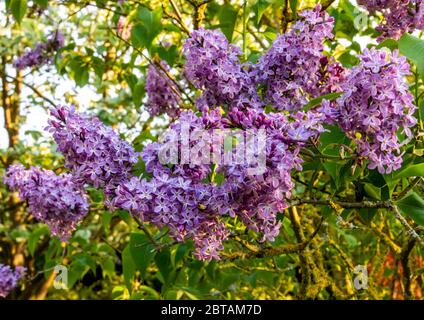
<box><xmin>253</xmin><ymin>5</ymin><xmax>336</xmax><ymax>111</ymax></box>
<box><xmin>46</xmin><ymin>105</ymin><xmax>139</xmax><ymax>198</ymax></box>
<box><xmin>358</xmin><ymin>0</ymin><xmax>424</xmax><ymax>41</ymax></box>
<box><xmin>183</xmin><ymin>28</ymin><xmax>262</xmax><ymax>111</ymax></box>
<box><xmin>145</xmin><ymin>61</ymin><xmax>182</xmax><ymax>118</ymax></box>
<box><xmin>0</xmin><ymin>264</ymin><xmax>26</xmax><ymax>298</ymax></box>
<box><xmin>322</xmin><ymin>48</ymin><xmax>416</xmax><ymax>174</ymax></box>
<box><xmin>13</xmin><ymin>31</ymin><xmax>64</xmax><ymax>70</ymax></box>
<box><xmin>4</xmin><ymin>164</ymin><xmax>89</xmax><ymax>240</ymax></box>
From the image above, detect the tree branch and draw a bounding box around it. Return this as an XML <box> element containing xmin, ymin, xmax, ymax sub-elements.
<box><xmin>224</xmin><ymin>216</ymin><xmax>323</xmax><ymax>261</ymax></box>
<box><xmin>394</xmin><ymin>177</ymin><xmax>422</xmax><ymax>200</ymax></box>
<box><xmin>110</xmin><ymin>28</ymin><xmax>194</xmax><ymax>105</ymax></box>
<box><xmin>290</xmin><ymin>198</ymin><xmax>392</xmax><ymax>209</ymax></box>
<box><xmin>6</xmin><ymin>75</ymin><xmax>56</xmax><ymax>108</ymax></box>
<box><xmin>390</xmin><ymin>203</ymin><xmax>424</xmax><ymax>248</ymax></box>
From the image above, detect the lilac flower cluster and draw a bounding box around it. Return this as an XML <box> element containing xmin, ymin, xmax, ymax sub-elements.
<box><xmin>121</xmin><ymin>107</ymin><xmax>323</xmax><ymax>247</ymax></box>
<box><xmin>46</xmin><ymin>105</ymin><xmax>139</xmax><ymax>198</ymax></box>
<box><xmin>111</xmin><ymin>111</ymin><xmax>228</xmax><ymax>260</ymax></box>
<box><xmin>321</xmin><ymin>48</ymin><xmax>416</xmax><ymax>174</ymax></box>
<box><xmin>358</xmin><ymin>0</ymin><xmax>424</xmax><ymax>41</ymax></box>
<box><xmin>215</xmin><ymin>108</ymin><xmax>325</xmax><ymax>241</ymax></box>
<box><xmin>0</xmin><ymin>264</ymin><xmax>26</xmax><ymax>298</ymax></box>
<box><xmin>143</xmin><ymin>110</ymin><xmax>221</xmax><ymax>182</ymax></box>
<box><xmin>13</xmin><ymin>31</ymin><xmax>64</xmax><ymax>70</ymax></box>
<box><xmin>112</xmin><ymin>175</ymin><xmax>227</xmax><ymax>261</ymax></box>
<box><xmin>145</xmin><ymin>61</ymin><xmax>182</xmax><ymax>118</ymax></box>
<box><xmin>183</xmin><ymin>28</ymin><xmax>262</xmax><ymax>111</ymax></box>
<box><xmin>253</xmin><ymin>5</ymin><xmax>337</xmax><ymax>111</ymax></box>
<box><xmin>4</xmin><ymin>164</ymin><xmax>89</xmax><ymax>240</ymax></box>
<box><xmin>109</xmin><ymin>107</ymin><xmax>322</xmax><ymax>256</ymax></box>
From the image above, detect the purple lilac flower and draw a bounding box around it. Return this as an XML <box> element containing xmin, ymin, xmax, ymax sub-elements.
<box><xmin>111</xmin><ymin>174</ymin><xmax>228</xmax><ymax>261</ymax></box>
<box><xmin>4</xmin><ymin>164</ymin><xmax>89</xmax><ymax>240</ymax></box>
<box><xmin>322</xmin><ymin>48</ymin><xmax>416</xmax><ymax>174</ymax></box>
<box><xmin>46</xmin><ymin>105</ymin><xmax>139</xmax><ymax>198</ymax></box>
<box><xmin>111</xmin><ymin>101</ymin><xmax>325</xmax><ymax>253</ymax></box>
<box><xmin>0</xmin><ymin>264</ymin><xmax>26</xmax><ymax>298</ymax></box>
<box><xmin>13</xmin><ymin>31</ymin><xmax>64</xmax><ymax>70</ymax></box>
<box><xmin>358</xmin><ymin>0</ymin><xmax>424</xmax><ymax>41</ymax></box>
<box><xmin>45</xmin><ymin>106</ymin><xmax>226</xmax><ymax>260</ymax></box>
<box><xmin>183</xmin><ymin>28</ymin><xmax>262</xmax><ymax>111</ymax></box>
<box><xmin>142</xmin><ymin>110</ymin><xmax>221</xmax><ymax>182</ymax></box>
<box><xmin>111</xmin><ymin>110</ymin><xmax>229</xmax><ymax>260</ymax></box>
<box><xmin>253</xmin><ymin>5</ymin><xmax>336</xmax><ymax>111</ymax></box>
<box><xmin>145</xmin><ymin>61</ymin><xmax>182</xmax><ymax>117</ymax></box>
<box><xmin>215</xmin><ymin>108</ymin><xmax>325</xmax><ymax>241</ymax></box>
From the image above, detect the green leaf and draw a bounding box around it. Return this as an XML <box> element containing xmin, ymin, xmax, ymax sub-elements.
<box><xmin>67</xmin><ymin>253</ymin><xmax>96</xmax><ymax>288</ymax></box>
<box><xmin>318</xmin><ymin>125</ymin><xmax>350</xmax><ymax>156</ymax></box>
<box><xmin>129</xmin><ymin>233</ymin><xmax>155</xmax><ymax>279</ymax></box>
<box><xmin>289</xmin><ymin>0</ymin><xmax>298</xmax><ymax>19</ymax></box>
<box><xmin>10</xmin><ymin>0</ymin><xmax>27</xmax><ymax>24</ymax></box>
<box><xmin>132</xmin><ymin>78</ymin><xmax>145</xmax><ymax>108</ymax></box>
<box><xmin>102</xmin><ymin>211</ymin><xmax>112</xmax><ymax>235</ymax></box>
<box><xmin>364</xmin><ymin>183</ymin><xmax>381</xmax><ymax>200</ymax></box>
<box><xmin>122</xmin><ymin>245</ymin><xmax>136</xmax><ymax>292</ymax></box>
<box><xmin>69</xmin><ymin>57</ymin><xmax>89</xmax><ymax>87</ymax></box>
<box><xmin>376</xmin><ymin>38</ymin><xmax>398</xmax><ymax>50</ymax></box>
<box><xmin>396</xmin><ymin>192</ymin><xmax>424</xmax><ymax>226</ymax></box>
<box><xmin>263</xmin><ymin>29</ymin><xmax>277</xmax><ymax>42</ymax></box>
<box><xmin>367</xmin><ymin>169</ymin><xmax>387</xmax><ymax>188</ymax></box>
<box><xmin>100</xmin><ymin>257</ymin><xmax>115</xmax><ymax>279</ymax></box>
<box><xmin>254</xmin><ymin>0</ymin><xmax>270</xmax><ymax>25</ymax></box>
<box><xmin>156</xmin><ymin>44</ymin><xmax>179</xmax><ymax>67</ymax></box>
<box><xmin>34</xmin><ymin>0</ymin><xmax>48</xmax><ymax>8</ymax></box>
<box><xmin>132</xmin><ymin>130</ymin><xmax>155</xmax><ymax>152</ymax></box>
<box><xmin>303</xmin><ymin>92</ymin><xmax>343</xmax><ymax>111</ymax></box>
<box><xmin>399</xmin><ymin>33</ymin><xmax>424</xmax><ymax>80</ymax></box>
<box><xmin>131</xmin><ymin>7</ymin><xmax>162</xmax><ymax>51</ymax></box>
<box><xmin>391</xmin><ymin>163</ymin><xmax>424</xmax><ymax>180</ymax></box>
<box><xmin>338</xmin><ymin>51</ymin><xmax>360</xmax><ymax>68</ymax></box>
<box><xmin>28</xmin><ymin>225</ymin><xmax>49</xmax><ymax>256</ymax></box>
<box><xmin>322</xmin><ymin>162</ymin><xmax>342</xmax><ymax>189</ymax></box>
<box><xmin>67</xmin><ymin>263</ymin><xmax>89</xmax><ymax>289</ymax></box>
<box><xmin>359</xmin><ymin>208</ymin><xmax>378</xmax><ymax>224</ymax></box>
<box><xmin>73</xmin><ymin>253</ymin><xmax>97</xmax><ymax>274</ymax></box>
<box><xmin>218</xmin><ymin>4</ymin><xmax>238</xmax><ymax>41</ymax></box>
<box><xmin>154</xmin><ymin>249</ymin><xmax>173</xmax><ymax>284</ymax></box>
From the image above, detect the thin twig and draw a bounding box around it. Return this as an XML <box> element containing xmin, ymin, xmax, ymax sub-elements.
<box><xmin>390</xmin><ymin>203</ymin><xmax>424</xmax><ymax>248</ymax></box>
<box><xmin>168</xmin><ymin>0</ymin><xmax>191</xmax><ymax>34</ymax></box>
<box><xmin>224</xmin><ymin>217</ymin><xmax>323</xmax><ymax>261</ymax></box>
<box><xmin>394</xmin><ymin>177</ymin><xmax>422</xmax><ymax>200</ymax></box>
<box><xmin>246</xmin><ymin>25</ymin><xmax>267</xmax><ymax>50</ymax></box>
<box><xmin>132</xmin><ymin>215</ymin><xmax>160</xmax><ymax>249</ymax></box>
<box><xmin>110</xmin><ymin>28</ymin><xmax>194</xmax><ymax>105</ymax></box>
<box><xmin>6</xmin><ymin>75</ymin><xmax>56</xmax><ymax>108</ymax></box>
<box><xmin>290</xmin><ymin>198</ymin><xmax>392</xmax><ymax>209</ymax></box>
